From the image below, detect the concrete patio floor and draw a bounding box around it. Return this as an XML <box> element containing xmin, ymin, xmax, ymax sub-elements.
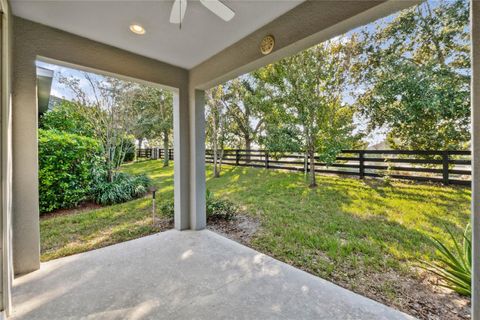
<box><xmin>11</xmin><ymin>230</ymin><xmax>414</xmax><ymax>320</ymax></box>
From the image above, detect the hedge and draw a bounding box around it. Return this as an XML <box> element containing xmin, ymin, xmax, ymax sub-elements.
<box><xmin>38</xmin><ymin>129</ymin><xmax>103</xmax><ymax>213</ymax></box>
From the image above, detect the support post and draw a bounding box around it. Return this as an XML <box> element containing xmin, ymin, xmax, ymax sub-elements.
<box><xmin>265</xmin><ymin>151</ymin><xmax>269</xmax><ymax>169</ymax></box>
<box><xmin>173</xmin><ymin>88</ymin><xmax>206</xmax><ymax>231</ymax></box>
<box><xmin>236</xmin><ymin>149</ymin><xmax>240</xmax><ymax>165</ymax></box>
<box><xmin>471</xmin><ymin>1</ymin><xmax>479</xmax><ymax>318</ymax></box>
<box><xmin>173</xmin><ymin>91</ymin><xmax>190</xmax><ymax>230</ymax></box>
<box><xmin>189</xmin><ymin>89</ymin><xmax>206</xmax><ymax>230</ymax></box>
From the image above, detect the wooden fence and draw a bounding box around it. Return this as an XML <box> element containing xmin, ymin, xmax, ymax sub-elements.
<box><xmin>137</xmin><ymin>148</ymin><xmax>173</xmax><ymax>160</ymax></box>
<box><xmin>137</xmin><ymin>148</ymin><xmax>471</xmax><ymax>186</ymax></box>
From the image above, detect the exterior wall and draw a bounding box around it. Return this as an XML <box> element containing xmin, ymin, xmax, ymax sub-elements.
<box><xmin>0</xmin><ymin>0</ymin><xmax>13</xmax><ymax>315</ymax></box>
<box><xmin>12</xmin><ymin>17</ymin><xmax>189</xmax><ymax>275</ymax></box>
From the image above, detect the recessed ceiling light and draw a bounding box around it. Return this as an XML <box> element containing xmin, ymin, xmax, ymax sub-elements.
<box><xmin>129</xmin><ymin>24</ymin><xmax>146</xmax><ymax>35</ymax></box>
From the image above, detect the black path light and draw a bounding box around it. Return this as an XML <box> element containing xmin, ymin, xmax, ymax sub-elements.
<box><xmin>149</xmin><ymin>186</ymin><xmax>158</xmax><ymax>224</ymax></box>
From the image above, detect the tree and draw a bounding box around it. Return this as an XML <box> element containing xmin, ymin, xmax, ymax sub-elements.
<box><xmin>353</xmin><ymin>0</ymin><xmax>470</xmax><ymax>151</ymax></box>
<box><xmin>261</xmin><ymin>39</ymin><xmax>362</xmax><ymax>187</ymax></box>
<box><xmin>132</xmin><ymin>87</ymin><xmax>173</xmax><ymax>166</ymax></box>
<box><xmin>224</xmin><ymin>77</ymin><xmax>270</xmax><ymax>160</ymax></box>
<box><xmin>205</xmin><ymin>85</ymin><xmax>228</xmax><ymax>177</ymax></box>
<box><xmin>59</xmin><ymin>72</ymin><xmax>138</xmax><ymax>182</ymax></box>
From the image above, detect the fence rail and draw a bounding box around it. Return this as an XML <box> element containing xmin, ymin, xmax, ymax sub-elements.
<box><xmin>137</xmin><ymin>148</ymin><xmax>471</xmax><ymax>186</ymax></box>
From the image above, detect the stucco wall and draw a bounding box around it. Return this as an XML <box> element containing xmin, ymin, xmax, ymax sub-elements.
<box><xmin>12</xmin><ymin>17</ymin><xmax>189</xmax><ymax>275</ymax></box>
<box><xmin>1</xmin><ymin>0</ymin><xmax>13</xmax><ymax>315</ymax></box>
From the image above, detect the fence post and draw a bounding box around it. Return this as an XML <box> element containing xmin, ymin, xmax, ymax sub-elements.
<box><xmin>236</xmin><ymin>149</ymin><xmax>240</xmax><ymax>165</ymax></box>
<box><xmin>359</xmin><ymin>151</ymin><xmax>365</xmax><ymax>179</ymax></box>
<box><xmin>265</xmin><ymin>151</ymin><xmax>269</xmax><ymax>169</ymax></box>
<box><xmin>442</xmin><ymin>151</ymin><xmax>449</xmax><ymax>185</ymax></box>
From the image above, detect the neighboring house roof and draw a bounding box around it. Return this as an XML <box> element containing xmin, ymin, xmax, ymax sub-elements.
<box><xmin>368</xmin><ymin>140</ymin><xmax>390</xmax><ymax>150</ymax></box>
<box><xmin>47</xmin><ymin>95</ymin><xmax>65</xmax><ymax>111</ymax></box>
<box><xmin>36</xmin><ymin>67</ymin><xmax>54</xmax><ymax>115</ymax></box>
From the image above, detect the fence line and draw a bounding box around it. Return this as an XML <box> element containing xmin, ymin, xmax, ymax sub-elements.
<box><xmin>137</xmin><ymin>148</ymin><xmax>471</xmax><ymax>186</ymax></box>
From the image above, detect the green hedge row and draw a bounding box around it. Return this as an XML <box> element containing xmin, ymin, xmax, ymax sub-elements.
<box><xmin>38</xmin><ymin>129</ymin><xmax>103</xmax><ymax>213</ymax></box>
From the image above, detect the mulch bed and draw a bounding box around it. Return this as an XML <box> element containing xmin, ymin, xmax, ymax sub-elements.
<box><xmin>40</xmin><ymin>202</ymin><xmax>103</xmax><ymax>220</ymax></box>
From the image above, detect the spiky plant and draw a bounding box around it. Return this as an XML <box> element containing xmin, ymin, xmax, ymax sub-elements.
<box><xmin>423</xmin><ymin>225</ymin><xmax>471</xmax><ymax>296</ymax></box>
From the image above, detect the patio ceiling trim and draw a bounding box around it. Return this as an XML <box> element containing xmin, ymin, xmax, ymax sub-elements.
<box><xmin>190</xmin><ymin>0</ymin><xmax>420</xmax><ymax>90</ymax></box>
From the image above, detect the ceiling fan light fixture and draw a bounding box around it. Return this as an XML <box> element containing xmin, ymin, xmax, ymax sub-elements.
<box><xmin>199</xmin><ymin>0</ymin><xmax>235</xmax><ymax>21</ymax></box>
<box><xmin>129</xmin><ymin>24</ymin><xmax>146</xmax><ymax>35</ymax></box>
<box><xmin>169</xmin><ymin>0</ymin><xmax>188</xmax><ymax>24</ymax></box>
<box><xmin>169</xmin><ymin>0</ymin><xmax>235</xmax><ymax>25</ymax></box>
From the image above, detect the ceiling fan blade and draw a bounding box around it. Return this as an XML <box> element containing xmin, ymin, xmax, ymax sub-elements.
<box><xmin>199</xmin><ymin>0</ymin><xmax>235</xmax><ymax>21</ymax></box>
<box><xmin>169</xmin><ymin>0</ymin><xmax>187</xmax><ymax>24</ymax></box>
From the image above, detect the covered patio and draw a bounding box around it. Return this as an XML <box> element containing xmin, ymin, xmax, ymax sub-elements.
<box><xmin>0</xmin><ymin>0</ymin><xmax>479</xmax><ymax>319</ymax></box>
<box><xmin>11</xmin><ymin>230</ymin><xmax>412</xmax><ymax>319</ymax></box>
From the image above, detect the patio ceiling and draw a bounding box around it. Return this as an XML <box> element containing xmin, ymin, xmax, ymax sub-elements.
<box><xmin>10</xmin><ymin>0</ymin><xmax>304</xmax><ymax>69</ymax></box>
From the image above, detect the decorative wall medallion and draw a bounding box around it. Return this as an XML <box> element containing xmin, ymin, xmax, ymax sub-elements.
<box><xmin>260</xmin><ymin>35</ymin><xmax>275</xmax><ymax>55</ymax></box>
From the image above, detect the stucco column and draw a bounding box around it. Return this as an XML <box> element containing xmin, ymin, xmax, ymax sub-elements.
<box><xmin>173</xmin><ymin>88</ymin><xmax>206</xmax><ymax>230</ymax></box>
<box><xmin>189</xmin><ymin>89</ymin><xmax>206</xmax><ymax>230</ymax></box>
<box><xmin>471</xmin><ymin>1</ymin><xmax>480</xmax><ymax>319</ymax></box>
<box><xmin>12</xmin><ymin>20</ymin><xmax>40</xmax><ymax>274</ymax></box>
<box><xmin>173</xmin><ymin>90</ymin><xmax>190</xmax><ymax>230</ymax></box>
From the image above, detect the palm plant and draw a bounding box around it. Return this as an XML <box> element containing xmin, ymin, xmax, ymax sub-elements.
<box><xmin>423</xmin><ymin>224</ymin><xmax>471</xmax><ymax>296</ymax></box>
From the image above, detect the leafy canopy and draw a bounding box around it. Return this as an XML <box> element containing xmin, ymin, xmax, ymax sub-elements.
<box><xmin>353</xmin><ymin>0</ymin><xmax>470</xmax><ymax>150</ymax></box>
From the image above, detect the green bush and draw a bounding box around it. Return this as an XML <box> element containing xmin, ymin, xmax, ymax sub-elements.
<box><xmin>423</xmin><ymin>224</ymin><xmax>472</xmax><ymax>296</ymax></box>
<box><xmin>39</xmin><ymin>129</ymin><xmax>102</xmax><ymax>213</ymax></box>
<box><xmin>39</xmin><ymin>100</ymin><xmax>95</xmax><ymax>137</ymax></box>
<box><xmin>91</xmin><ymin>172</ymin><xmax>151</xmax><ymax>205</ymax></box>
<box><xmin>159</xmin><ymin>190</ymin><xmax>238</xmax><ymax>221</ymax></box>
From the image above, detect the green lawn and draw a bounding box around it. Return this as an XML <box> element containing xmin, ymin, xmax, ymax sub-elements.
<box><xmin>41</xmin><ymin>160</ymin><xmax>470</xmax><ymax>303</ymax></box>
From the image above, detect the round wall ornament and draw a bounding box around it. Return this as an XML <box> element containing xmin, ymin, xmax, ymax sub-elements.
<box><xmin>260</xmin><ymin>35</ymin><xmax>275</xmax><ymax>55</ymax></box>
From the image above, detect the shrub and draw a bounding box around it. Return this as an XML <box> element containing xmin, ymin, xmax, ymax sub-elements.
<box><xmin>423</xmin><ymin>224</ymin><xmax>472</xmax><ymax>296</ymax></box>
<box><xmin>205</xmin><ymin>190</ymin><xmax>238</xmax><ymax>220</ymax></box>
<box><xmin>38</xmin><ymin>129</ymin><xmax>102</xmax><ymax>213</ymax></box>
<box><xmin>159</xmin><ymin>201</ymin><xmax>175</xmax><ymax>218</ymax></box>
<box><xmin>39</xmin><ymin>100</ymin><xmax>95</xmax><ymax>137</ymax></box>
<box><xmin>159</xmin><ymin>190</ymin><xmax>238</xmax><ymax>221</ymax></box>
<box><xmin>91</xmin><ymin>171</ymin><xmax>152</xmax><ymax>205</ymax></box>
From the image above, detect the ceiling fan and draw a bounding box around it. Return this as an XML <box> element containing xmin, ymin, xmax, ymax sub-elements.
<box><xmin>169</xmin><ymin>0</ymin><xmax>235</xmax><ymax>25</ymax></box>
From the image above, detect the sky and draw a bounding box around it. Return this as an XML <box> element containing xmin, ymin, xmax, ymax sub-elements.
<box><xmin>37</xmin><ymin>0</ymin><xmax>450</xmax><ymax>147</ymax></box>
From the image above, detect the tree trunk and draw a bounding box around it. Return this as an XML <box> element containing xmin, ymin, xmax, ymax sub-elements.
<box><xmin>136</xmin><ymin>138</ymin><xmax>143</xmax><ymax>161</ymax></box>
<box><xmin>309</xmin><ymin>149</ymin><xmax>317</xmax><ymax>188</ymax></box>
<box><xmin>163</xmin><ymin>130</ymin><xmax>169</xmax><ymax>167</ymax></box>
<box><xmin>213</xmin><ymin>147</ymin><xmax>219</xmax><ymax>178</ymax></box>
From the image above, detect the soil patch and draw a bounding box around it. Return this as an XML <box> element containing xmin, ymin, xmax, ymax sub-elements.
<box><xmin>207</xmin><ymin>213</ymin><xmax>260</xmax><ymax>246</ymax></box>
<box><xmin>332</xmin><ymin>269</ymin><xmax>471</xmax><ymax>320</ymax></box>
<box><xmin>40</xmin><ymin>202</ymin><xmax>103</xmax><ymax>220</ymax></box>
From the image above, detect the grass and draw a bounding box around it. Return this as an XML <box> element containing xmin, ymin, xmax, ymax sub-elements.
<box><xmin>40</xmin><ymin>160</ymin><xmax>173</xmax><ymax>261</ymax></box>
<box><xmin>41</xmin><ymin>160</ymin><xmax>471</xmax><ymax>291</ymax></box>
